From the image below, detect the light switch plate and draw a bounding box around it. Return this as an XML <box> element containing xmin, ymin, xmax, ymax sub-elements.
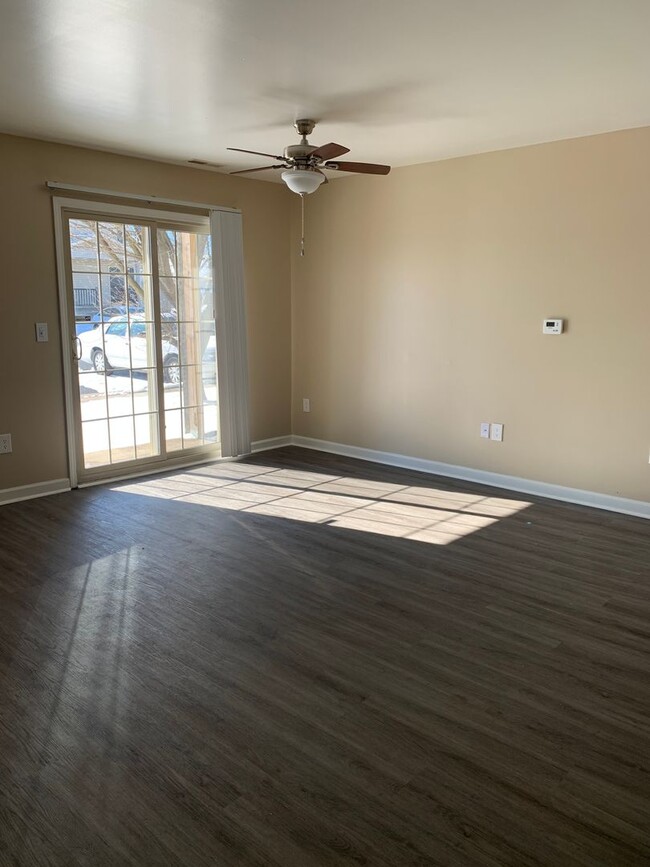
<box><xmin>0</xmin><ymin>433</ymin><xmax>12</xmax><ymax>454</ymax></box>
<box><xmin>480</xmin><ymin>422</ymin><xmax>491</xmax><ymax>439</ymax></box>
<box><xmin>490</xmin><ymin>423</ymin><xmax>504</xmax><ymax>442</ymax></box>
<box><xmin>302</xmin><ymin>398</ymin><xmax>310</xmax><ymax>412</ymax></box>
<box><xmin>35</xmin><ymin>322</ymin><xmax>49</xmax><ymax>342</ymax></box>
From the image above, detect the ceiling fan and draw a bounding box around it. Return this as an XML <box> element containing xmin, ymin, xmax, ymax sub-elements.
<box><xmin>227</xmin><ymin>118</ymin><xmax>391</xmax><ymax>195</ymax></box>
<box><xmin>227</xmin><ymin>119</ymin><xmax>391</xmax><ymax>256</ymax></box>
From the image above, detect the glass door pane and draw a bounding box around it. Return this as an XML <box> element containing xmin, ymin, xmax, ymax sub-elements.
<box><xmin>69</xmin><ymin>217</ymin><xmax>161</xmax><ymax>472</ymax></box>
<box><xmin>157</xmin><ymin>227</ymin><xmax>218</xmax><ymax>452</ymax></box>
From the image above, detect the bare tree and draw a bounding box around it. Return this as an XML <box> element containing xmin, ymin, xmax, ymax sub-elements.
<box><xmin>70</xmin><ymin>222</ymin><xmax>210</xmax><ymax>314</ymax></box>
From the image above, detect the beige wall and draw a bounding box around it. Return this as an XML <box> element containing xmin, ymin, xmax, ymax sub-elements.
<box><xmin>292</xmin><ymin>127</ymin><xmax>650</xmax><ymax>502</ymax></box>
<box><xmin>0</xmin><ymin>133</ymin><xmax>292</xmax><ymax>491</ymax></box>
<box><xmin>2</xmin><ymin>127</ymin><xmax>649</xmax><ymax>503</ymax></box>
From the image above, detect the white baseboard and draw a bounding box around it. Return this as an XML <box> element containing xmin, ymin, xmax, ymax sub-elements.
<box><xmin>287</xmin><ymin>436</ymin><xmax>650</xmax><ymax>520</ymax></box>
<box><xmin>4</xmin><ymin>439</ymin><xmax>647</xmax><ymax>520</ymax></box>
<box><xmin>0</xmin><ymin>478</ymin><xmax>71</xmax><ymax>507</ymax></box>
<box><xmin>251</xmin><ymin>435</ymin><xmax>294</xmax><ymax>453</ymax></box>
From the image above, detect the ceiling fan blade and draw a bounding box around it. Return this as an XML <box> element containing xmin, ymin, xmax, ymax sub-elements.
<box><xmin>324</xmin><ymin>161</ymin><xmax>391</xmax><ymax>175</ymax></box>
<box><xmin>229</xmin><ymin>165</ymin><xmax>283</xmax><ymax>175</ymax></box>
<box><xmin>310</xmin><ymin>142</ymin><xmax>350</xmax><ymax>161</ymax></box>
<box><xmin>227</xmin><ymin>146</ymin><xmax>284</xmax><ymax>160</ymax></box>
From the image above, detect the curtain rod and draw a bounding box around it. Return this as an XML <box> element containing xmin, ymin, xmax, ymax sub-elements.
<box><xmin>46</xmin><ymin>181</ymin><xmax>240</xmax><ymax>214</ymax></box>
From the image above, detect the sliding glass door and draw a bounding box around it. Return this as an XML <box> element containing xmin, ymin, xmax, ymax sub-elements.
<box><xmin>62</xmin><ymin>209</ymin><xmax>220</xmax><ymax>483</ymax></box>
<box><xmin>157</xmin><ymin>227</ymin><xmax>218</xmax><ymax>454</ymax></box>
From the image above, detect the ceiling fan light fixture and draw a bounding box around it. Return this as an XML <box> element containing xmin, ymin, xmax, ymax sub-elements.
<box><xmin>281</xmin><ymin>168</ymin><xmax>324</xmax><ymax>195</ymax></box>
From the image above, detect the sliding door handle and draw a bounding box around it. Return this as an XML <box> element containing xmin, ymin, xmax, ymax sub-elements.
<box><xmin>72</xmin><ymin>336</ymin><xmax>82</xmax><ymax>362</ymax></box>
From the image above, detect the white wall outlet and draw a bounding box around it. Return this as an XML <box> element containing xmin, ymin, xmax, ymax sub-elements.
<box><xmin>0</xmin><ymin>433</ymin><xmax>12</xmax><ymax>454</ymax></box>
<box><xmin>302</xmin><ymin>398</ymin><xmax>310</xmax><ymax>412</ymax></box>
<box><xmin>35</xmin><ymin>322</ymin><xmax>49</xmax><ymax>342</ymax></box>
<box><xmin>490</xmin><ymin>423</ymin><xmax>504</xmax><ymax>442</ymax></box>
<box><xmin>480</xmin><ymin>422</ymin><xmax>491</xmax><ymax>439</ymax></box>
<box><xmin>542</xmin><ymin>318</ymin><xmax>563</xmax><ymax>334</ymax></box>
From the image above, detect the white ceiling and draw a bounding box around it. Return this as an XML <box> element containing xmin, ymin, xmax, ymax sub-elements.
<box><xmin>2</xmin><ymin>0</ymin><xmax>650</xmax><ymax>179</ymax></box>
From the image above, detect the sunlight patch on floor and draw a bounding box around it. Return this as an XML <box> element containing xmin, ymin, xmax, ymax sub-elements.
<box><xmin>114</xmin><ymin>463</ymin><xmax>531</xmax><ymax>545</ymax></box>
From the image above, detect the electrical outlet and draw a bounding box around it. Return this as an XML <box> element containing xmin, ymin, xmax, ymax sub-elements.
<box><xmin>480</xmin><ymin>422</ymin><xmax>491</xmax><ymax>439</ymax></box>
<box><xmin>0</xmin><ymin>433</ymin><xmax>12</xmax><ymax>454</ymax></box>
<box><xmin>302</xmin><ymin>398</ymin><xmax>310</xmax><ymax>412</ymax></box>
<box><xmin>490</xmin><ymin>423</ymin><xmax>504</xmax><ymax>442</ymax></box>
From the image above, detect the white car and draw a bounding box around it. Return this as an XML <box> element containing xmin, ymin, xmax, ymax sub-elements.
<box><xmin>78</xmin><ymin>316</ymin><xmax>215</xmax><ymax>383</ymax></box>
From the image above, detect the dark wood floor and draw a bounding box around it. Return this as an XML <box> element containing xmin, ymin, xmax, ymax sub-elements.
<box><xmin>1</xmin><ymin>447</ymin><xmax>649</xmax><ymax>866</ymax></box>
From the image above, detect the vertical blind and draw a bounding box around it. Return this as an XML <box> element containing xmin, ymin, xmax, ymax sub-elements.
<box><xmin>211</xmin><ymin>209</ymin><xmax>251</xmax><ymax>457</ymax></box>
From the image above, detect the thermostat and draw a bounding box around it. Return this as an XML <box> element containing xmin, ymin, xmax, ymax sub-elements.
<box><xmin>542</xmin><ymin>318</ymin><xmax>564</xmax><ymax>334</ymax></box>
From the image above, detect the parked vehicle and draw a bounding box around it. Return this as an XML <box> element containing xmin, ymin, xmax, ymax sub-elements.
<box><xmin>75</xmin><ymin>306</ymin><xmax>144</xmax><ymax>336</ymax></box>
<box><xmin>78</xmin><ymin>316</ymin><xmax>215</xmax><ymax>383</ymax></box>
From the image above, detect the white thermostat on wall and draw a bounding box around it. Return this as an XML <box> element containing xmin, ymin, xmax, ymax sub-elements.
<box><xmin>542</xmin><ymin>318</ymin><xmax>564</xmax><ymax>334</ymax></box>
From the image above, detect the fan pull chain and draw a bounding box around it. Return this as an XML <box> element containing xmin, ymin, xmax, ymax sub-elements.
<box><xmin>300</xmin><ymin>193</ymin><xmax>305</xmax><ymax>257</ymax></box>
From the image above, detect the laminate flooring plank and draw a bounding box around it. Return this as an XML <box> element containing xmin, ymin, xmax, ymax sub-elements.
<box><xmin>1</xmin><ymin>446</ymin><xmax>649</xmax><ymax>865</ymax></box>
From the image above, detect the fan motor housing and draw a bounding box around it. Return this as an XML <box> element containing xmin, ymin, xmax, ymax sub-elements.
<box><xmin>284</xmin><ymin>143</ymin><xmax>314</xmax><ymax>161</ymax></box>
